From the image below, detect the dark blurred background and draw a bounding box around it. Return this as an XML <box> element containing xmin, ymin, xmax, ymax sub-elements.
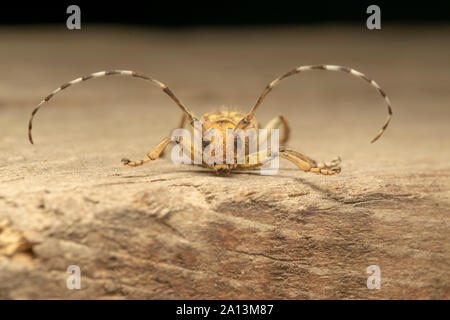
<box><xmin>1</xmin><ymin>1</ymin><xmax>449</xmax><ymax>26</ymax></box>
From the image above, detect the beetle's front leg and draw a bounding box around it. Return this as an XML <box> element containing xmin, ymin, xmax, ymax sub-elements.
<box><xmin>280</xmin><ymin>148</ymin><xmax>341</xmax><ymax>175</ymax></box>
<box><xmin>121</xmin><ymin>137</ymin><xmax>173</xmax><ymax>167</ymax></box>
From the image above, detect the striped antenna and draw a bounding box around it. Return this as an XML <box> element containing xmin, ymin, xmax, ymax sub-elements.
<box><xmin>236</xmin><ymin>65</ymin><xmax>392</xmax><ymax>143</ymax></box>
<box><xmin>28</xmin><ymin>70</ymin><xmax>198</xmax><ymax>144</ymax></box>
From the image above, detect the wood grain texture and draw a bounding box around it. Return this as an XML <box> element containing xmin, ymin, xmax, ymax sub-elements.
<box><xmin>0</xmin><ymin>26</ymin><xmax>449</xmax><ymax>299</ymax></box>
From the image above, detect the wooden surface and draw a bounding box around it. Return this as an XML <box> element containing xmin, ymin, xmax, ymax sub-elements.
<box><xmin>0</xmin><ymin>25</ymin><xmax>449</xmax><ymax>299</ymax></box>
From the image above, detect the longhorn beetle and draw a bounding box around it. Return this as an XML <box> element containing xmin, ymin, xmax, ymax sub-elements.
<box><xmin>28</xmin><ymin>65</ymin><xmax>392</xmax><ymax>176</ymax></box>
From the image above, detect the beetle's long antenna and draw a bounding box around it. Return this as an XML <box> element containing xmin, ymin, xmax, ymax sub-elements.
<box><xmin>28</xmin><ymin>70</ymin><xmax>198</xmax><ymax>144</ymax></box>
<box><xmin>236</xmin><ymin>65</ymin><xmax>392</xmax><ymax>143</ymax></box>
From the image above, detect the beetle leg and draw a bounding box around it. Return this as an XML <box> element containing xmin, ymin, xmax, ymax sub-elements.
<box><xmin>161</xmin><ymin>114</ymin><xmax>189</xmax><ymax>158</ymax></box>
<box><xmin>261</xmin><ymin>115</ymin><xmax>290</xmax><ymax>146</ymax></box>
<box><xmin>279</xmin><ymin>148</ymin><xmax>341</xmax><ymax>175</ymax></box>
<box><xmin>121</xmin><ymin>137</ymin><xmax>173</xmax><ymax>167</ymax></box>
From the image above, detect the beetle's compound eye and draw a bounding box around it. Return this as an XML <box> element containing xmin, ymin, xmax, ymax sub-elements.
<box><xmin>202</xmin><ymin>139</ymin><xmax>211</xmax><ymax>149</ymax></box>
